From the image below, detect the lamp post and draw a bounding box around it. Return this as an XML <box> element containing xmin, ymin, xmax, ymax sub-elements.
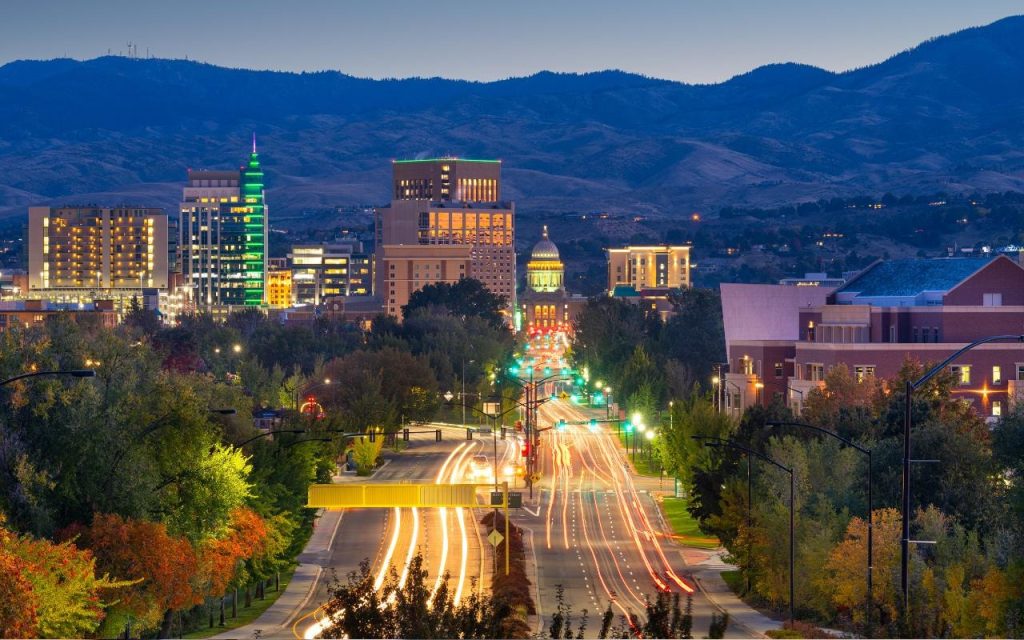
<box><xmin>605</xmin><ymin>386</ymin><xmax>612</xmax><ymax>419</ymax></box>
<box><xmin>900</xmin><ymin>333</ymin><xmax>1024</xmax><ymax>616</ymax></box>
<box><xmin>461</xmin><ymin>358</ymin><xmax>475</xmax><ymax>428</ymax></box>
<box><xmin>768</xmin><ymin>420</ymin><xmax>873</xmax><ymax>634</ymax></box>
<box><xmin>0</xmin><ymin>369</ymin><xmax>95</xmax><ymax>387</ymax></box>
<box><xmin>693</xmin><ymin>435</ymin><xmax>796</xmax><ymax>624</ymax></box>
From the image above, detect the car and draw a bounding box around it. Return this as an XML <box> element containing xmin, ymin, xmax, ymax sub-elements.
<box><xmin>466</xmin><ymin>455</ymin><xmax>494</xmax><ymax>482</ymax></box>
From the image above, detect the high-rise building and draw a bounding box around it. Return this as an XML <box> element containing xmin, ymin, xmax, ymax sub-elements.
<box><xmin>380</xmin><ymin>244</ymin><xmax>473</xmax><ymax>317</ymax></box>
<box><xmin>289</xmin><ymin>240</ymin><xmax>373</xmax><ymax>304</ymax></box>
<box><xmin>27</xmin><ymin>206</ymin><xmax>169</xmax><ymax>303</ymax></box>
<box><xmin>607</xmin><ymin>245</ymin><xmax>691</xmax><ymax>292</ymax></box>
<box><xmin>375</xmin><ymin>157</ymin><xmax>515</xmax><ymax>320</ymax></box>
<box><xmin>179</xmin><ymin>142</ymin><xmax>268</xmax><ymax>309</ymax></box>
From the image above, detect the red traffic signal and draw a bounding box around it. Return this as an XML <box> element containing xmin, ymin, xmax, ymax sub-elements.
<box><xmin>521</xmin><ymin>442</ymin><xmax>531</xmax><ymax>458</ymax></box>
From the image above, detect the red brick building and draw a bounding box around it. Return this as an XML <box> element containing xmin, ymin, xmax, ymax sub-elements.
<box><xmin>721</xmin><ymin>256</ymin><xmax>1024</xmax><ymax>420</ymax></box>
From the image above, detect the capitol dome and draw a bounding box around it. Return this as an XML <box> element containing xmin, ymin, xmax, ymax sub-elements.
<box><xmin>531</xmin><ymin>225</ymin><xmax>560</xmax><ymax>260</ymax></box>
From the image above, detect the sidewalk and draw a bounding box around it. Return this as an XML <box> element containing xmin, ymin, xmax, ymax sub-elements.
<box><xmin>209</xmin><ymin>507</ymin><xmax>343</xmax><ymax>639</ymax></box>
<box><xmin>688</xmin><ymin>551</ymin><xmax>781</xmax><ymax>638</ymax></box>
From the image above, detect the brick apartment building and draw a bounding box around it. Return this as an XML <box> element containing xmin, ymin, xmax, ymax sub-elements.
<box><xmin>721</xmin><ymin>256</ymin><xmax>1024</xmax><ymax>420</ymax></box>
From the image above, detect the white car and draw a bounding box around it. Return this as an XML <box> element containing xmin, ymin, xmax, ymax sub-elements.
<box><xmin>466</xmin><ymin>455</ymin><xmax>495</xmax><ymax>482</ymax></box>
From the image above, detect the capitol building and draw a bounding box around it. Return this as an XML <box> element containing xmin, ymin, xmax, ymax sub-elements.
<box><xmin>518</xmin><ymin>226</ymin><xmax>586</xmax><ymax>335</ymax></box>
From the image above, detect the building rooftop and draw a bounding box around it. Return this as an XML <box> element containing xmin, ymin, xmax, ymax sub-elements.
<box><xmin>392</xmin><ymin>157</ymin><xmax>500</xmax><ymax>164</ymax></box>
<box><xmin>838</xmin><ymin>258</ymin><xmax>993</xmax><ymax>298</ymax></box>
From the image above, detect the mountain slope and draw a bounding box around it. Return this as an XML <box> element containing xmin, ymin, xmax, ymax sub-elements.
<box><xmin>0</xmin><ymin>15</ymin><xmax>1022</xmax><ymax>220</ymax></box>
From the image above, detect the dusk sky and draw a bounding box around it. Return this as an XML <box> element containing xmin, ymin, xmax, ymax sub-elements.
<box><xmin>2</xmin><ymin>0</ymin><xmax>1022</xmax><ymax>83</ymax></box>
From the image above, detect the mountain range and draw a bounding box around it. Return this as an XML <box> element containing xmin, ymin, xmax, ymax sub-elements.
<box><xmin>0</xmin><ymin>15</ymin><xmax>1023</xmax><ymax>222</ymax></box>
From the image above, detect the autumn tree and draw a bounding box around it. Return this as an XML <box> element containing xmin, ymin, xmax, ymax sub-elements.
<box><xmin>78</xmin><ymin>513</ymin><xmax>197</xmax><ymax>634</ymax></box>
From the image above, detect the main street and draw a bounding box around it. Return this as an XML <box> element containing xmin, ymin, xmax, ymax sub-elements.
<box><xmin>293</xmin><ymin>428</ymin><xmax>522</xmax><ymax>639</ymax></box>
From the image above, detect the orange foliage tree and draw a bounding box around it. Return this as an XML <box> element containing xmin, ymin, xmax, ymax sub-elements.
<box><xmin>0</xmin><ymin>521</ymin><xmax>39</xmax><ymax>638</ymax></box>
<box><xmin>79</xmin><ymin>513</ymin><xmax>198</xmax><ymax>632</ymax></box>
<box><xmin>824</xmin><ymin>508</ymin><xmax>902</xmax><ymax>630</ymax></box>
<box><xmin>196</xmin><ymin>507</ymin><xmax>269</xmax><ymax>599</ymax></box>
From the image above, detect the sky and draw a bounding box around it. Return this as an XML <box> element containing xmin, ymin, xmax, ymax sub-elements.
<box><xmin>2</xmin><ymin>0</ymin><xmax>1023</xmax><ymax>84</ymax></box>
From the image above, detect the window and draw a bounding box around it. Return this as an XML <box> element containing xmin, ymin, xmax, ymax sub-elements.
<box><xmin>993</xmin><ymin>401</ymin><xmax>1002</xmax><ymax>417</ymax></box>
<box><xmin>774</xmin><ymin>362</ymin><xmax>784</xmax><ymax>378</ymax></box>
<box><xmin>912</xmin><ymin>327</ymin><xmax>919</xmax><ymax>343</ymax></box>
<box><xmin>807</xmin><ymin>321</ymin><xmax>816</xmax><ymax>342</ymax></box>
<box><xmin>1018</xmin><ymin>363</ymin><xmax>1024</xmax><ymax>381</ymax></box>
<box><xmin>854</xmin><ymin>365</ymin><xmax>876</xmax><ymax>383</ymax></box>
<box><xmin>933</xmin><ymin>327</ymin><xmax>940</xmax><ymax>343</ymax></box>
<box><xmin>993</xmin><ymin>366</ymin><xmax>1002</xmax><ymax>385</ymax></box>
<box><xmin>809</xmin><ymin>363</ymin><xmax>825</xmax><ymax>382</ymax></box>
<box><xmin>889</xmin><ymin>325</ymin><xmax>897</xmax><ymax>343</ymax></box>
<box><xmin>950</xmin><ymin>365</ymin><xmax>971</xmax><ymax>385</ymax></box>
<box><xmin>983</xmin><ymin>293</ymin><xmax>1003</xmax><ymax>307</ymax></box>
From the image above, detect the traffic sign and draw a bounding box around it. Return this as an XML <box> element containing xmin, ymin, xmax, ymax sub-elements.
<box><xmin>476</xmin><ymin>427</ymin><xmax>494</xmax><ymax>434</ymax></box>
<box><xmin>530</xmin><ymin>472</ymin><xmax>542</xmax><ymax>483</ymax></box>
<box><xmin>487</xmin><ymin>530</ymin><xmax>505</xmax><ymax>547</ymax></box>
<box><xmin>490</xmin><ymin>491</ymin><xmax>504</xmax><ymax>506</ymax></box>
<box><xmin>509</xmin><ymin>492</ymin><xmax>523</xmax><ymax>508</ymax></box>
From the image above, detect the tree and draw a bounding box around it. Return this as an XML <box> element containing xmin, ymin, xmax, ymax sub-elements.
<box><xmin>351</xmin><ymin>436</ymin><xmax>383</xmax><ymax>476</ymax></box>
<box><xmin>402</xmin><ymin>278</ymin><xmax>507</xmax><ymax>328</ymax></box>
<box><xmin>659</xmin><ymin>288</ymin><xmax>726</xmax><ymax>394</ymax></box>
<box><xmin>321</xmin><ymin>553</ymin><xmax>511</xmax><ymax>639</ymax></box>
<box><xmin>825</xmin><ymin>508</ymin><xmax>902</xmax><ymax>631</ymax></box>
<box><xmin>0</xmin><ymin>519</ymin><xmax>39</xmax><ymax>638</ymax></box>
<box><xmin>78</xmin><ymin>513</ymin><xmax>197</xmax><ymax>634</ymax></box>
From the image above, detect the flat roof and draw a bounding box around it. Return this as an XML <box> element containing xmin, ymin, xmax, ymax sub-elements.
<box><xmin>392</xmin><ymin>158</ymin><xmax>501</xmax><ymax>164</ymax></box>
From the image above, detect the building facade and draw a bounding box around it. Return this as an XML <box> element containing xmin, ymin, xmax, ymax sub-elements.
<box><xmin>179</xmin><ymin>144</ymin><xmax>268</xmax><ymax>310</ymax></box>
<box><xmin>289</xmin><ymin>240</ymin><xmax>373</xmax><ymax>305</ymax></box>
<box><xmin>721</xmin><ymin>257</ymin><xmax>1024</xmax><ymax>420</ymax></box>
<box><xmin>375</xmin><ymin>158</ymin><xmax>515</xmax><ymax>320</ymax></box>
<box><xmin>518</xmin><ymin>226</ymin><xmax>586</xmax><ymax>335</ymax></box>
<box><xmin>607</xmin><ymin>245</ymin><xmax>691</xmax><ymax>291</ymax></box>
<box><xmin>380</xmin><ymin>244</ymin><xmax>473</xmax><ymax>317</ymax></box>
<box><xmin>27</xmin><ymin>206</ymin><xmax>169</xmax><ymax>310</ymax></box>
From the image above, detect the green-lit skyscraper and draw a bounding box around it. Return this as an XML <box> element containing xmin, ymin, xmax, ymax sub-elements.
<box><xmin>179</xmin><ymin>137</ymin><xmax>268</xmax><ymax>309</ymax></box>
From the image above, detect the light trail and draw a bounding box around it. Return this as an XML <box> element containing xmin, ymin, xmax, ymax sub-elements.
<box><xmin>450</xmin><ymin>440</ymin><xmax>479</xmax><ymax>604</ymax></box>
<box><xmin>374</xmin><ymin>507</ymin><xmax>402</xmax><ymax>591</ymax></box>
<box><xmin>430</xmin><ymin>442</ymin><xmax>467</xmax><ymax>601</ymax></box>
<box><xmin>576</xmin><ymin>469</ymin><xmax>636</xmax><ymax>621</ymax></box>
<box><xmin>398</xmin><ymin>506</ymin><xmax>420</xmax><ymax>589</ymax></box>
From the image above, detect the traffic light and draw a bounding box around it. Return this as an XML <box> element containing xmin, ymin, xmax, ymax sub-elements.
<box><xmin>543</xmin><ymin>366</ymin><xmax>552</xmax><ymax>376</ymax></box>
<box><xmin>521</xmin><ymin>442</ymin><xmax>530</xmax><ymax>457</ymax></box>
<box><xmin>557</xmin><ymin>419</ymin><xmax>567</xmax><ymax>431</ymax></box>
<box><xmin>625</xmin><ymin>421</ymin><xmax>634</xmax><ymax>433</ymax></box>
<box><xmin>514</xmin><ymin>420</ymin><xmax>523</xmax><ymax>432</ymax></box>
<box><xmin>588</xmin><ymin>418</ymin><xmax>598</xmax><ymax>431</ymax></box>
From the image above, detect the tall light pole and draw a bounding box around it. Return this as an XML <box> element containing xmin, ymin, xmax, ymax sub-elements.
<box><xmin>768</xmin><ymin>420</ymin><xmax>873</xmax><ymax>634</ymax></box>
<box><xmin>694</xmin><ymin>435</ymin><xmax>796</xmax><ymax>624</ymax></box>
<box><xmin>900</xmin><ymin>333</ymin><xmax>1024</xmax><ymax>617</ymax></box>
<box><xmin>1</xmin><ymin>369</ymin><xmax>96</xmax><ymax>387</ymax></box>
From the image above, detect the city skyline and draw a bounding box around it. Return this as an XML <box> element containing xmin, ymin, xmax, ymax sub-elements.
<box><xmin>0</xmin><ymin>1</ymin><xmax>1020</xmax><ymax>84</ymax></box>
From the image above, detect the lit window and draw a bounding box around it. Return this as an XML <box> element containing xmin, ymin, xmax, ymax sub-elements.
<box><xmin>993</xmin><ymin>366</ymin><xmax>1002</xmax><ymax>385</ymax></box>
<box><xmin>993</xmin><ymin>401</ymin><xmax>1002</xmax><ymax>417</ymax></box>
<box><xmin>950</xmin><ymin>365</ymin><xmax>971</xmax><ymax>385</ymax></box>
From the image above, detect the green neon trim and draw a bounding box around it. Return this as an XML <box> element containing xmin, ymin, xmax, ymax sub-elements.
<box><xmin>393</xmin><ymin>158</ymin><xmax>501</xmax><ymax>164</ymax></box>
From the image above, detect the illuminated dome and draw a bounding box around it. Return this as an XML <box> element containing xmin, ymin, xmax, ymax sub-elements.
<box><xmin>531</xmin><ymin>226</ymin><xmax>560</xmax><ymax>261</ymax></box>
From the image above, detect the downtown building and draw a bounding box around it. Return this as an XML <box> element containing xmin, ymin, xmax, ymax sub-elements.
<box><xmin>289</xmin><ymin>239</ymin><xmax>373</xmax><ymax>305</ymax></box>
<box><xmin>179</xmin><ymin>144</ymin><xmax>268</xmax><ymax>310</ymax></box>
<box><xmin>606</xmin><ymin>244</ymin><xmax>691</xmax><ymax>321</ymax></box>
<box><xmin>375</xmin><ymin>158</ymin><xmax>515</xmax><ymax>319</ymax></box>
<box><xmin>518</xmin><ymin>226</ymin><xmax>586</xmax><ymax>336</ymax></box>
<box><xmin>26</xmin><ymin>205</ymin><xmax>169</xmax><ymax>315</ymax></box>
<box><xmin>720</xmin><ymin>256</ymin><xmax>1024</xmax><ymax>420</ymax></box>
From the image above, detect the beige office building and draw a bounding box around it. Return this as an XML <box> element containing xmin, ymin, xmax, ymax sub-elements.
<box><xmin>380</xmin><ymin>244</ymin><xmax>473</xmax><ymax>317</ymax></box>
<box><xmin>607</xmin><ymin>245</ymin><xmax>691</xmax><ymax>292</ymax></box>
<box><xmin>375</xmin><ymin>158</ymin><xmax>515</xmax><ymax>319</ymax></box>
<box><xmin>28</xmin><ymin>206</ymin><xmax>169</xmax><ymax>301</ymax></box>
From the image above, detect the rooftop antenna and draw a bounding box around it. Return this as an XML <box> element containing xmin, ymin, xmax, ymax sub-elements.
<box><xmin>252</xmin><ymin>131</ymin><xmax>257</xmax><ymax>153</ymax></box>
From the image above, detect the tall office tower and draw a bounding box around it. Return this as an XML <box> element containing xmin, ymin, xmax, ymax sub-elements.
<box><xmin>27</xmin><ymin>206</ymin><xmax>169</xmax><ymax>300</ymax></box>
<box><xmin>375</xmin><ymin>158</ymin><xmax>514</xmax><ymax>320</ymax></box>
<box><xmin>179</xmin><ymin>141</ymin><xmax>268</xmax><ymax>309</ymax></box>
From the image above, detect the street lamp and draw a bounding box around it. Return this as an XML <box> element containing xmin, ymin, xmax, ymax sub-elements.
<box><xmin>900</xmin><ymin>333</ymin><xmax>1024</xmax><ymax>615</ymax></box>
<box><xmin>694</xmin><ymin>435</ymin><xmax>796</xmax><ymax>624</ymax></box>
<box><xmin>232</xmin><ymin>343</ymin><xmax>242</xmax><ymax>354</ymax></box>
<box><xmin>1</xmin><ymin>369</ymin><xmax>95</xmax><ymax>387</ymax></box>
<box><xmin>768</xmin><ymin>420</ymin><xmax>873</xmax><ymax>634</ymax></box>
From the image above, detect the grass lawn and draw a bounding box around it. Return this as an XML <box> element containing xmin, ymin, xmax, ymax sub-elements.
<box><xmin>660</xmin><ymin>496</ymin><xmax>720</xmax><ymax>549</ymax></box>
<box><xmin>183</xmin><ymin>566</ymin><xmax>297</xmax><ymax>639</ymax></box>
<box><xmin>615</xmin><ymin>430</ymin><xmax>662</xmax><ymax>477</ymax></box>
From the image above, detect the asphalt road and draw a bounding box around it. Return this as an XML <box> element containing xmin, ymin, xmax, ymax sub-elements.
<box><xmin>526</xmin><ymin>398</ymin><xmax>749</xmax><ymax>638</ymax></box>
<box><xmin>294</xmin><ymin>429</ymin><xmax>521</xmax><ymax>638</ymax></box>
